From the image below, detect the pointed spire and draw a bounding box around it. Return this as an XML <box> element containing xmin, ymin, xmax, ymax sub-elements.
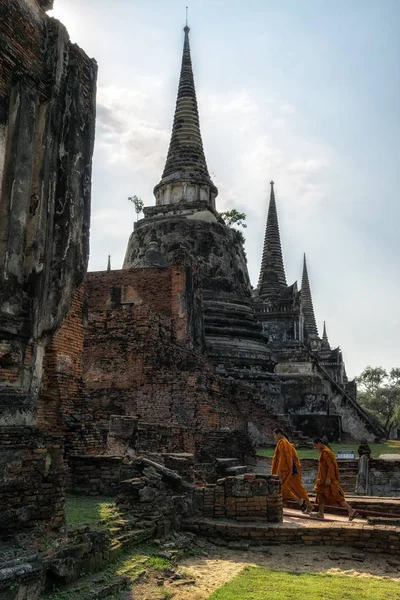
<box><xmin>107</xmin><ymin>255</ymin><xmax>111</xmax><ymax>271</ymax></box>
<box><xmin>258</xmin><ymin>181</ymin><xmax>287</xmax><ymax>297</ymax></box>
<box><xmin>321</xmin><ymin>321</ymin><xmax>331</xmax><ymax>350</ymax></box>
<box><xmin>301</xmin><ymin>254</ymin><xmax>319</xmax><ymax>337</ymax></box>
<box><xmin>153</xmin><ymin>25</ymin><xmax>218</xmax><ymax>205</ymax></box>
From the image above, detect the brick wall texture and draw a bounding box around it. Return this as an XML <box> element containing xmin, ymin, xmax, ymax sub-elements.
<box><xmin>0</xmin><ymin>428</ymin><xmax>65</xmax><ymax>534</ymax></box>
<box><xmin>194</xmin><ymin>474</ymin><xmax>282</xmax><ymax>523</ymax></box>
<box><xmin>78</xmin><ymin>266</ymin><xmax>288</xmax><ymax>459</ymax></box>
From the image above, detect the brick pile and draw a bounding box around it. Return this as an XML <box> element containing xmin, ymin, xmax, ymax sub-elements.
<box><xmin>116</xmin><ymin>457</ymin><xmax>192</xmax><ymax>529</ymax></box>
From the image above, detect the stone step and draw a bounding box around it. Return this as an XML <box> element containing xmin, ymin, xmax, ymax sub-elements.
<box><xmin>59</xmin><ymin>574</ymin><xmax>131</xmax><ymax>600</ymax></box>
<box><xmin>225</xmin><ymin>465</ymin><xmax>248</xmax><ymax>476</ymax></box>
<box><xmin>216</xmin><ymin>458</ymin><xmax>239</xmax><ymax>469</ymax></box>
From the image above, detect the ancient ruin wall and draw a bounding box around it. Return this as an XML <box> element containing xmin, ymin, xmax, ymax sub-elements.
<box><xmin>81</xmin><ymin>266</ymin><xmax>288</xmax><ymax>456</ymax></box>
<box><xmin>0</xmin><ymin>0</ymin><xmax>97</xmax><ymax>408</ymax></box>
<box><xmin>0</xmin><ymin>0</ymin><xmax>97</xmax><ymax>534</ymax></box>
<box><xmin>193</xmin><ymin>474</ymin><xmax>282</xmax><ymax>523</ymax></box>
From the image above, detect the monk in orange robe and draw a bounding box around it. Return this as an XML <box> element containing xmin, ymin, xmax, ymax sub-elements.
<box><xmin>313</xmin><ymin>437</ymin><xmax>359</xmax><ymax>520</ymax></box>
<box><xmin>271</xmin><ymin>428</ymin><xmax>312</xmax><ymax>513</ymax></box>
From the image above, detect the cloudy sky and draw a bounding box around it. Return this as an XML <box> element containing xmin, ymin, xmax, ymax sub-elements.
<box><xmin>49</xmin><ymin>0</ymin><xmax>399</xmax><ymax>378</ymax></box>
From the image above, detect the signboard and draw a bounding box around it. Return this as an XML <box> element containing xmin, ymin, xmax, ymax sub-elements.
<box><xmin>337</xmin><ymin>450</ymin><xmax>356</xmax><ymax>460</ymax></box>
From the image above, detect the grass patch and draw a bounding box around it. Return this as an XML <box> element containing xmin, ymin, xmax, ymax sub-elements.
<box><xmin>65</xmin><ymin>494</ymin><xmax>117</xmax><ymax>525</ymax></box>
<box><xmin>45</xmin><ymin>543</ymin><xmax>174</xmax><ymax>599</ymax></box>
<box><xmin>257</xmin><ymin>440</ymin><xmax>400</xmax><ymax>459</ymax></box>
<box><xmin>208</xmin><ymin>566</ymin><xmax>400</xmax><ymax>599</ymax></box>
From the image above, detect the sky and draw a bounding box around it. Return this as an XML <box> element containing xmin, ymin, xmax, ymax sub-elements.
<box><xmin>49</xmin><ymin>0</ymin><xmax>400</xmax><ymax>378</ymax></box>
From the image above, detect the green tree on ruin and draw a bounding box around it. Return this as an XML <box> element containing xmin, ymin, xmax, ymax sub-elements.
<box><xmin>220</xmin><ymin>209</ymin><xmax>247</xmax><ymax>245</ymax></box>
<box><xmin>128</xmin><ymin>195</ymin><xmax>144</xmax><ymax>221</ymax></box>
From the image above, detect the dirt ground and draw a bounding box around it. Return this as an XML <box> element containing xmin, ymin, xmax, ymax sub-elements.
<box><xmin>123</xmin><ymin>543</ymin><xmax>400</xmax><ymax>600</ymax></box>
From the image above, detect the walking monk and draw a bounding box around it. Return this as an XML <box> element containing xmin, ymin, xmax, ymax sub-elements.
<box><xmin>313</xmin><ymin>437</ymin><xmax>359</xmax><ymax>520</ymax></box>
<box><xmin>271</xmin><ymin>428</ymin><xmax>313</xmax><ymax>513</ymax></box>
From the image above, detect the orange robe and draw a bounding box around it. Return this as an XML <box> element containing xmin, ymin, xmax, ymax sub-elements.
<box><xmin>315</xmin><ymin>446</ymin><xmax>346</xmax><ymax>506</ymax></box>
<box><xmin>289</xmin><ymin>444</ymin><xmax>310</xmax><ymax>502</ymax></box>
<box><xmin>271</xmin><ymin>438</ymin><xmax>296</xmax><ymax>501</ymax></box>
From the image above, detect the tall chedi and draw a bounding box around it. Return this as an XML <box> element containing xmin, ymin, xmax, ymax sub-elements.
<box><xmin>153</xmin><ymin>25</ymin><xmax>218</xmax><ymax>208</ymax></box>
<box><xmin>123</xmin><ymin>25</ymin><xmax>278</xmax><ymax>398</ymax></box>
<box><xmin>254</xmin><ymin>182</ymin><xmax>304</xmax><ymax>349</ymax></box>
<box><xmin>300</xmin><ymin>254</ymin><xmax>320</xmax><ymax>350</ymax></box>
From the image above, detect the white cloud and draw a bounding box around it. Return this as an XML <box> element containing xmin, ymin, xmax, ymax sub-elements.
<box><xmin>95</xmin><ymin>81</ymin><xmax>170</xmax><ymax>176</ymax></box>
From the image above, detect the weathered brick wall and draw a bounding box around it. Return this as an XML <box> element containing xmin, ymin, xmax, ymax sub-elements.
<box><xmin>38</xmin><ymin>285</ymin><xmax>105</xmax><ymax>457</ymax></box>
<box><xmin>38</xmin><ymin>286</ymin><xmax>85</xmax><ymax>432</ymax></box>
<box><xmin>0</xmin><ymin>427</ymin><xmax>65</xmax><ymax>534</ymax></box>
<box><xmin>0</xmin><ymin>0</ymin><xmax>97</xmax><ymax>536</ymax></box>
<box><xmin>0</xmin><ymin>1</ymin><xmax>47</xmax><ymax>112</ymax></box>
<box><xmin>369</xmin><ymin>459</ymin><xmax>400</xmax><ymax>496</ymax></box>
<box><xmin>107</xmin><ymin>415</ymin><xmax>196</xmax><ymax>456</ymax></box>
<box><xmin>87</xmin><ymin>269</ymin><xmax>173</xmax><ymax>316</ymax></box>
<box><xmin>81</xmin><ymin>266</ymin><xmax>293</xmax><ymax>459</ymax></box>
<box><xmin>67</xmin><ymin>451</ymin><xmax>196</xmax><ymax>495</ymax></box>
<box><xmin>0</xmin><ymin>0</ymin><xmax>97</xmax><ymax>397</ymax></box>
<box><xmin>194</xmin><ymin>474</ymin><xmax>282</xmax><ymax>522</ymax></box>
<box><xmin>195</xmin><ymin>429</ymin><xmax>255</xmax><ymax>464</ymax></box>
<box><xmin>184</xmin><ymin>519</ymin><xmax>400</xmax><ymax>555</ymax></box>
<box><xmin>68</xmin><ymin>455</ymin><xmax>123</xmax><ymax>495</ymax></box>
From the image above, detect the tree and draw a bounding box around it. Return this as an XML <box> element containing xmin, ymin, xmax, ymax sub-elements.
<box><xmin>220</xmin><ymin>209</ymin><xmax>247</xmax><ymax>229</ymax></box>
<box><xmin>357</xmin><ymin>366</ymin><xmax>400</xmax><ymax>434</ymax></box>
<box><xmin>357</xmin><ymin>365</ymin><xmax>387</xmax><ymax>394</ymax></box>
<box><xmin>220</xmin><ymin>209</ymin><xmax>247</xmax><ymax>245</ymax></box>
<box><xmin>128</xmin><ymin>195</ymin><xmax>144</xmax><ymax>221</ymax></box>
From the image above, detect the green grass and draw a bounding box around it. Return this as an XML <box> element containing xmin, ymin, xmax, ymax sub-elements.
<box><xmin>65</xmin><ymin>494</ymin><xmax>117</xmax><ymax>525</ymax></box>
<box><xmin>207</xmin><ymin>566</ymin><xmax>400</xmax><ymax>599</ymax></box>
<box><xmin>45</xmin><ymin>543</ymin><xmax>174</xmax><ymax>599</ymax></box>
<box><xmin>257</xmin><ymin>440</ymin><xmax>400</xmax><ymax>459</ymax></box>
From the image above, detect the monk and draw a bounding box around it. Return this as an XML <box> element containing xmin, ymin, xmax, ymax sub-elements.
<box><xmin>313</xmin><ymin>437</ymin><xmax>359</xmax><ymax>520</ymax></box>
<box><xmin>271</xmin><ymin>428</ymin><xmax>313</xmax><ymax>513</ymax></box>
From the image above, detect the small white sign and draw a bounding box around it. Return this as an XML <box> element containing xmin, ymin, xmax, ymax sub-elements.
<box><xmin>337</xmin><ymin>450</ymin><xmax>356</xmax><ymax>459</ymax></box>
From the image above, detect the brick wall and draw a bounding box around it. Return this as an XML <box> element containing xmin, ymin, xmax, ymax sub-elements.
<box><xmin>79</xmin><ymin>266</ymin><xmax>295</xmax><ymax>459</ymax></box>
<box><xmin>369</xmin><ymin>459</ymin><xmax>400</xmax><ymax>496</ymax></box>
<box><xmin>0</xmin><ymin>0</ymin><xmax>47</xmax><ymax>114</ymax></box>
<box><xmin>38</xmin><ymin>286</ymin><xmax>85</xmax><ymax>431</ymax></box>
<box><xmin>0</xmin><ymin>428</ymin><xmax>65</xmax><ymax>534</ymax></box>
<box><xmin>195</xmin><ymin>429</ymin><xmax>255</xmax><ymax>464</ymax></box>
<box><xmin>68</xmin><ymin>455</ymin><xmax>123</xmax><ymax>495</ymax></box>
<box><xmin>194</xmin><ymin>474</ymin><xmax>282</xmax><ymax>523</ymax></box>
<box><xmin>86</xmin><ymin>269</ymin><xmax>173</xmax><ymax>316</ymax></box>
<box><xmin>0</xmin><ymin>0</ymin><xmax>96</xmax><ymax>537</ymax></box>
<box><xmin>107</xmin><ymin>415</ymin><xmax>196</xmax><ymax>456</ymax></box>
<box><xmin>67</xmin><ymin>451</ymin><xmax>196</xmax><ymax>495</ymax></box>
<box><xmin>184</xmin><ymin>519</ymin><xmax>400</xmax><ymax>555</ymax></box>
<box><xmin>38</xmin><ymin>285</ymin><xmax>105</xmax><ymax>456</ymax></box>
